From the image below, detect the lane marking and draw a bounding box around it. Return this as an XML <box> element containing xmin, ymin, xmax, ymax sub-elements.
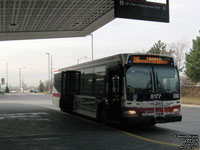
<box><xmin>121</xmin><ymin>131</ymin><xmax>180</xmax><ymax>147</ymax></box>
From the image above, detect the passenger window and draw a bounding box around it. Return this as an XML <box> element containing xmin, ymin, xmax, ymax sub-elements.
<box><xmin>112</xmin><ymin>75</ymin><xmax>119</xmax><ymax>93</ymax></box>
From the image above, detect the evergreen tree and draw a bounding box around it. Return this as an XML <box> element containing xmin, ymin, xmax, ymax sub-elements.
<box><xmin>5</xmin><ymin>86</ymin><xmax>10</xmax><ymax>93</ymax></box>
<box><xmin>147</xmin><ymin>40</ymin><xmax>174</xmax><ymax>55</ymax></box>
<box><xmin>185</xmin><ymin>34</ymin><xmax>200</xmax><ymax>83</ymax></box>
<box><xmin>38</xmin><ymin>80</ymin><xmax>45</xmax><ymax>92</ymax></box>
<box><xmin>148</xmin><ymin>40</ymin><xmax>167</xmax><ymax>54</ymax></box>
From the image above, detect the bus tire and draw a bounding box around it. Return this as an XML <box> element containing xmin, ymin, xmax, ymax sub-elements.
<box><xmin>99</xmin><ymin>107</ymin><xmax>108</xmax><ymax>124</ymax></box>
<box><xmin>149</xmin><ymin>120</ymin><xmax>156</xmax><ymax>126</ymax></box>
<box><xmin>60</xmin><ymin>108</ymin><xmax>66</xmax><ymax>112</ymax></box>
<box><xmin>61</xmin><ymin>108</ymin><xmax>71</xmax><ymax>113</ymax></box>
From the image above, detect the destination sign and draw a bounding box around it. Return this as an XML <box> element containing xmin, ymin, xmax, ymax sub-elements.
<box><xmin>128</xmin><ymin>55</ymin><xmax>174</xmax><ymax>65</ymax></box>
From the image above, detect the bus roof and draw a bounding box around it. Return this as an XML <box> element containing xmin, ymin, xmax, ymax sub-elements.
<box><xmin>56</xmin><ymin>53</ymin><xmax>174</xmax><ymax>73</ymax></box>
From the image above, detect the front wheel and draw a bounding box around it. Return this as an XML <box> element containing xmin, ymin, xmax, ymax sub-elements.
<box><xmin>60</xmin><ymin>108</ymin><xmax>72</xmax><ymax>113</ymax></box>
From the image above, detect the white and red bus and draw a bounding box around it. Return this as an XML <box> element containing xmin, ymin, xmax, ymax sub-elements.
<box><xmin>53</xmin><ymin>53</ymin><xmax>182</xmax><ymax>125</ymax></box>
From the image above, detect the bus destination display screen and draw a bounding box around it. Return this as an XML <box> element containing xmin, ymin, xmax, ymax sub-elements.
<box><xmin>128</xmin><ymin>55</ymin><xmax>174</xmax><ymax>65</ymax></box>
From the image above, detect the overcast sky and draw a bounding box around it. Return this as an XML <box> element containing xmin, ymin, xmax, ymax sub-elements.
<box><xmin>0</xmin><ymin>0</ymin><xmax>200</xmax><ymax>87</ymax></box>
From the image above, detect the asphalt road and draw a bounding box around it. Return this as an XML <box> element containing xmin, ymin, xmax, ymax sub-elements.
<box><xmin>0</xmin><ymin>93</ymin><xmax>199</xmax><ymax>150</ymax></box>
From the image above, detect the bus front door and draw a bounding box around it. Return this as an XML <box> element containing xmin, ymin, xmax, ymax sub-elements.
<box><xmin>107</xmin><ymin>67</ymin><xmax>122</xmax><ymax>121</ymax></box>
<box><xmin>60</xmin><ymin>71</ymin><xmax>80</xmax><ymax>111</ymax></box>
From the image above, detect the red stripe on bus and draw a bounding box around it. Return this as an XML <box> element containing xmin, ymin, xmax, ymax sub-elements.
<box><xmin>53</xmin><ymin>93</ymin><xmax>61</xmax><ymax>98</ymax></box>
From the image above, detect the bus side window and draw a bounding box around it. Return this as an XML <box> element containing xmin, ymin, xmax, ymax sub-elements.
<box><xmin>74</xmin><ymin>72</ymin><xmax>81</xmax><ymax>94</ymax></box>
<box><xmin>112</xmin><ymin>75</ymin><xmax>119</xmax><ymax>93</ymax></box>
<box><xmin>95</xmin><ymin>75</ymin><xmax>105</xmax><ymax>95</ymax></box>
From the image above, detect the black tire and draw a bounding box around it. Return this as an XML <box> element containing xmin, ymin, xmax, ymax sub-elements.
<box><xmin>60</xmin><ymin>108</ymin><xmax>66</xmax><ymax>112</ymax></box>
<box><xmin>60</xmin><ymin>108</ymin><xmax>70</xmax><ymax>113</ymax></box>
<box><xmin>100</xmin><ymin>107</ymin><xmax>108</xmax><ymax>124</ymax></box>
<box><xmin>149</xmin><ymin>120</ymin><xmax>156</xmax><ymax>127</ymax></box>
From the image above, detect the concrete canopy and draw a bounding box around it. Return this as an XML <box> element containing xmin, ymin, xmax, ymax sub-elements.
<box><xmin>0</xmin><ymin>0</ymin><xmax>114</xmax><ymax>41</ymax></box>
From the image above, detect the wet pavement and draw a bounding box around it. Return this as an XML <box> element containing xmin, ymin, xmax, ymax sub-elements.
<box><xmin>0</xmin><ymin>93</ymin><xmax>199</xmax><ymax>150</ymax></box>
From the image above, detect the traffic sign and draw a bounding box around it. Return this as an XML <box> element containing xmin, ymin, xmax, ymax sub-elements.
<box><xmin>115</xmin><ymin>0</ymin><xmax>169</xmax><ymax>23</ymax></box>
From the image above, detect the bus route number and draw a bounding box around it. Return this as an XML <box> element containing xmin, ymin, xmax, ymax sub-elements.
<box><xmin>150</xmin><ymin>94</ymin><xmax>161</xmax><ymax>100</ymax></box>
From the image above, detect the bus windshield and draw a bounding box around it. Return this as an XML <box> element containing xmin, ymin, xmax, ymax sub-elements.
<box><xmin>126</xmin><ymin>65</ymin><xmax>180</xmax><ymax>101</ymax></box>
<box><xmin>126</xmin><ymin>65</ymin><xmax>153</xmax><ymax>101</ymax></box>
<box><xmin>154</xmin><ymin>65</ymin><xmax>179</xmax><ymax>94</ymax></box>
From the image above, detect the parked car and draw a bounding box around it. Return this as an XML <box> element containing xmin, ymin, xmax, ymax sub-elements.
<box><xmin>29</xmin><ymin>89</ymin><xmax>38</xmax><ymax>93</ymax></box>
<box><xmin>0</xmin><ymin>89</ymin><xmax>4</xmax><ymax>95</ymax></box>
<box><xmin>33</xmin><ymin>89</ymin><xmax>38</xmax><ymax>93</ymax></box>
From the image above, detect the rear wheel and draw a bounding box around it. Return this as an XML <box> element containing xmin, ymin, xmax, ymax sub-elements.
<box><xmin>100</xmin><ymin>107</ymin><xmax>108</xmax><ymax>124</ymax></box>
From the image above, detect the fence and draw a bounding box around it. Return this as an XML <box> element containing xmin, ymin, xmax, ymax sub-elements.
<box><xmin>181</xmin><ymin>86</ymin><xmax>200</xmax><ymax>98</ymax></box>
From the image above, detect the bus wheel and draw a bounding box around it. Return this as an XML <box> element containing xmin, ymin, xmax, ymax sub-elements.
<box><xmin>100</xmin><ymin>107</ymin><xmax>108</xmax><ymax>124</ymax></box>
<box><xmin>146</xmin><ymin>119</ymin><xmax>156</xmax><ymax>127</ymax></box>
<box><xmin>60</xmin><ymin>108</ymin><xmax>66</xmax><ymax>112</ymax></box>
<box><xmin>150</xmin><ymin>120</ymin><xmax>156</xmax><ymax>126</ymax></box>
<box><xmin>61</xmin><ymin>108</ymin><xmax>71</xmax><ymax>113</ymax></box>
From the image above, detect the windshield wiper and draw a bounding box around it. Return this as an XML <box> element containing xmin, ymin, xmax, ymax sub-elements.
<box><xmin>155</xmin><ymin>72</ymin><xmax>165</xmax><ymax>93</ymax></box>
<box><xmin>149</xmin><ymin>71</ymin><xmax>153</xmax><ymax>92</ymax></box>
<box><xmin>155</xmin><ymin>72</ymin><xmax>158</xmax><ymax>89</ymax></box>
<box><xmin>143</xmin><ymin>71</ymin><xmax>153</xmax><ymax>95</ymax></box>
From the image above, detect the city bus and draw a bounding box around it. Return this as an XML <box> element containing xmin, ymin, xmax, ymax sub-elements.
<box><xmin>53</xmin><ymin>53</ymin><xmax>182</xmax><ymax>126</ymax></box>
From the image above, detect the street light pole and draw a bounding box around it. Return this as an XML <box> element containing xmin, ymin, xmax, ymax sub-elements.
<box><xmin>51</xmin><ymin>55</ymin><xmax>53</xmax><ymax>92</ymax></box>
<box><xmin>90</xmin><ymin>34</ymin><xmax>94</xmax><ymax>61</ymax></box>
<box><xmin>19</xmin><ymin>68</ymin><xmax>21</xmax><ymax>92</ymax></box>
<box><xmin>77</xmin><ymin>56</ymin><xmax>87</xmax><ymax>64</ymax></box>
<box><xmin>19</xmin><ymin>67</ymin><xmax>26</xmax><ymax>92</ymax></box>
<box><xmin>6</xmin><ymin>62</ymin><xmax>8</xmax><ymax>88</ymax></box>
<box><xmin>22</xmin><ymin>75</ymin><xmax>24</xmax><ymax>92</ymax></box>
<box><xmin>46</xmin><ymin>53</ymin><xmax>50</xmax><ymax>93</ymax></box>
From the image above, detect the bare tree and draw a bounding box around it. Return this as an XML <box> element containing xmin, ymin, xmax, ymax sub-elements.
<box><xmin>180</xmin><ymin>75</ymin><xmax>193</xmax><ymax>87</ymax></box>
<box><xmin>168</xmin><ymin>39</ymin><xmax>189</xmax><ymax>72</ymax></box>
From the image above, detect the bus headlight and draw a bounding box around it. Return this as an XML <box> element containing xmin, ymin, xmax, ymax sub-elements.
<box><xmin>124</xmin><ymin>110</ymin><xmax>137</xmax><ymax>115</ymax></box>
<box><xmin>173</xmin><ymin>108</ymin><xmax>180</xmax><ymax>113</ymax></box>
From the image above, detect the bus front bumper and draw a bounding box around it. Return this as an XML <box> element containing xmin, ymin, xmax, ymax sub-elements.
<box><xmin>122</xmin><ymin>114</ymin><xmax>182</xmax><ymax>126</ymax></box>
<box><xmin>159</xmin><ymin>114</ymin><xmax>182</xmax><ymax>123</ymax></box>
